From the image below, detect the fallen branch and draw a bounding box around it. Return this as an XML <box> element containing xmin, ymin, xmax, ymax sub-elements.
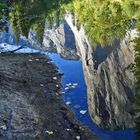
<box><xmin>0</xmin><ymin>45</ymin><xmax>25</xmax><ymax>55</ymax></box>
<box><xmin>9</xmin><ymin>46</ymin><xmax>24</xmax><ymax>53</ymax></box>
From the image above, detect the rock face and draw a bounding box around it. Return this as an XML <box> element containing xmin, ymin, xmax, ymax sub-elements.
<box><xmin>28</xmin><ymin>22</ymin><xmax>79</xmax><ymax>60</ymax></box>
<box><xmin>65</xmin><ymin>14</ymin><xmax>136</xmax><ymax>130</ymax></box>
<box><xmin>0</xmin><ymin>53</ymin><xmax>97</xmax><ymax>140</ymax></box>
<box><xmin>2</xmin><ymin>16</ymin><xmax>136</xmax><ymax>130</ymax></box>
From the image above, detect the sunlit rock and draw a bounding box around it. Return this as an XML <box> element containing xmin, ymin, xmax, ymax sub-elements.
<box><xmin>66</xmin><ymin>14</ymin><xmax>136</xmax><ymax>130</ymax></box>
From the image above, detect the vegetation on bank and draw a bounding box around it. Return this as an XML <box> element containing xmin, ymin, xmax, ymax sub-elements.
<box><xmin>8</xmin><ymin>0</ymin><xmax>71</xmax><ymax>43</ymax></box>
<box><xmin>68</xmin><ymin>0</ymin><xmax>139</xmax><ymax>46</ymax></box>
<box><xmin>4</xmin><ymin>0</ymin><xmax>139</xmax><ymax>46</ymax></box>
<box><xmin>0</xmin><ymin>2</ymin><xmax>8</xmax><ymax>31</ymax></box>
<box><xmin>134</xmin><ymin>21</ymin><xmax>140</xmax><ymax>139</ymax></box>
<box><xmin>0</xmin><ymin>0</ymin><xmax>140</xmax><ymax>139</ymax></box>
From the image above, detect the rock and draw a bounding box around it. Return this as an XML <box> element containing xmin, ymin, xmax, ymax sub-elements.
<box><xmin>56</xmin><ymin>85</ymin><xmax>59</xmax><ymax>87</ymax></box>
<box><xmin>28</xmin><ymin>21</ymin><xmax>80</xmax><ymax>60</ymax></box>
<box><xmin>65</xmin><ymin>128</ymin><xmax>71</xmax><ymax>131</ymax></box>
<box><xmin>40</xmin><ymin>84</ymin><xmax>44</xmax><ymax>87</ymax></box>
<box><xmin>80</xmin><ymin>110</ymin><xmax>87</xmax><ymax>115</ymax></box>
<box><xmin>0</xmin><ymin>125</ymin><xmax>7</xmax><ymax>131</ymax></box>
<box><xmin>66</xmin><ymin>101</ymin><xmax>71</xmax><ymax>105</ymax></box>
<box><xmin>76</xmin><ymin>136</ymin><xmax>80</xmax><ymax>140</ymax></box>
<box><xmin>35</xmin><ymin>58</ymin><xmax>39</xmax><ymax>61</ymax></box>
<box><xmin>66</xmin><ymin>14</ymin><xmax>136</xmax><ymax>130</ymax></box>
<box><xmin>45</xmin><ymin>130</ymin><xmax>54</xmax><ymax>135</ymax></box>
<box><xmin>28</xmin><ymin>59</ymin><xmax>32</xmax><ymax>62</ymax></box>
<box><xmin>53</xmin><ymin>77</ymin><xmax>57</xmax><ymax>80</ymax></box>
<box><xmin>0</xmin><ymin>53</ymin><xmax>97</xmax><ymax>140</ymax></box>
<box><xmin>65</xmin><ymin>87</ymin><xmax>69</xmax><ymax>90</ymax></box>
<box><xmin>73</xmin><ymin>83</ymin><xmax>78</xmax><ymax>86</ymax></box>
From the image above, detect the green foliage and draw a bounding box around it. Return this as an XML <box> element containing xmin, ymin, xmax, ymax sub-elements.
<box><xmin>0</xmin><ymin>2</ymin><xmax>8</xmax><ymax>31</ymax></box>
<box><xmin>0</xmin><ymin>3</ymin><xmax>7</xmax><ymax>10</ymax></box>
<box><xmin>133</xmin><ymin>9</ymin><xmax>140</xmax><ymax>138</ymax></box>
<box><xmin>8</xmin><ymin>0</ymin><xmax>138</xmax><ymax>46</ymax></box>
<box><xmin>0</xmin><ymin>1</ymin><xmax>140</xmax><ymax>138</ymax></box>
<box><xmin>9</xmin><ymin>0</ymin><xmax>71</xmax><ymax>43</ymax></box>
<box><xmin>66</xmin><ymin>0</ymin><xmax>139</xmax><ymax>47</ymax></box>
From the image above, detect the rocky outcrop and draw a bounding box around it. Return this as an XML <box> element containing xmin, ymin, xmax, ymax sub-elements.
<box><xmin>28</xmin><ymin>22</ymin><xmax>79</xmax><ymax>60</ymax></box>
<box><xmin>65</xmin><ymin>14</ymin><xmax>136</xmax><ymax>130</ymax></box>
<box><xmin>2</xmin><ymin>15</ymin><xmax>136</xmax><ymax>130</ymax></box>
<box><xmin>0</xmin><ymin>53</ymin><xmax>97</xmax><ymax>140</ymax></box>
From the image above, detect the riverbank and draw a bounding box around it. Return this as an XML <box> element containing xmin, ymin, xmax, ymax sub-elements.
<box><xmin>0</xmin><ymin>53</ymin><xmax>97</xmax><ymax>140</ymax></box>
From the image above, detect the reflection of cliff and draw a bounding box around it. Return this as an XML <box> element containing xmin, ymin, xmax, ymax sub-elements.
<box><xmin>66</xmin><ymin>14</ymin><xmax>136</xmax><ymax>130</ymax></box>
<box><xmin>2</xmin><ymin>18</ymin><xmax>136</xmax><ymax>130</ymax></box>
<box><xmin>29</xmin><ymin>21</ymin><xmax>79</xmax><ymax>60</ymax></box>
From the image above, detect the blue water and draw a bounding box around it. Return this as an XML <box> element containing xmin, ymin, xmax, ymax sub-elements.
<box><xmin>44</xmin><ymin>52</ymin><xmax>136</xmax><ymax>140</ymax></box>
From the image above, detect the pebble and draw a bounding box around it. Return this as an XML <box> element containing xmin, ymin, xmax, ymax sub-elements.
<box><xmin>53</xmin><ymin>77</ymin><xmax>57</xmax><ymax>80</ymax></box>
<box><xmin>48</xmin><ymin>61</ymin><xmax>54</xmax><ymax>64</ymax></box>
<box><xmin>66</xmin><ymin>101</ymin><xmax>71</xmax><ymax>105</ymax></box>
<box><xmin>65</xmin><ymin>87</ymin><xmax>69</xmax><ymax>90</ymax></box>
<box><xmin>73</xmin><ymin>83</ymin><xmax>78</xmax><ymax>86</ymax></box>
<box><xmin>28</xmin><ymin>59</ymin><xmax>32</xmax><ymax>62</ymax></box>
<box><xmin>66</xmin><ymin>83</ymin><xmax>72</xmax><ymax>86</ymax></box>
<box><xmin>80</xmin><ymin>110</ymin><xmax>87</xmax><ymax>115</ymax></box>
<box><xmin>65</xmin><ymin>83</ymin><xmax>79</xmax><ymax>90</ymax></box>
<box><xmin>76</xmin><ymin>136</ymin><xmax>80</xmax><ymax>140</ymax></box>
<box><xmin>40</xmin><ymin>84</ymin><xmax>44</xmax><ymax>87</ymax></box>
<box><xmin>45</xmin><ymin>130</ymin><xmax>54</xmax><ymax>135</ymax></box>
<box><xmin>0</xmin><ymin>125</ymin><xmax>7</xmax><ymax>130</ymax></box>
<box><xmin>65</xmin><ymin>128</ymin><xmax>71</xmax><ymax>131</ymax></box>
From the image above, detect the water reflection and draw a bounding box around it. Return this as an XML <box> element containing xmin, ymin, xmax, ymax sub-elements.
<box><xmin>0</xmin><ymin>0</ymin><xmax>139</xmax><ymax>139</ymax></box>
<box><xmin>0</xmin><ymin>28</ymin><xmax>137</xmax><ymax>140</ymax></box>
<box><xmin>45</xmin><ymin>52</ymin><xmax>136</xmax><ymax>140</ymax></box>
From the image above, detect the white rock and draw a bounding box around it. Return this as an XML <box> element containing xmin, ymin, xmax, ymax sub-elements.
<box><xmin>53</xmin><ymin>77</ymin><xmax>57</xmax><ymax>80</ymax></box>
<box><xmin>73</xmin><ymin>83</ymin><xmax>78</xmax><ymax>86</ymax></box>
<box><xmin>66</xmin><ymin>101</ymin><xmax>71</xmax><ymax>105</ymax></box>
<box><xmin>71</xmin><ymin>85</ymin><xmax>76</xmax><ymax>88</ymax></box>
<box><xmin>66</xmin><ymin>83</ymin><xmax>72</xmax><ymax>86</ymax></box>
<box><xmin>76</xmin><ymin>136</ymin><xmax>80</xmax><ymax>140</ymax></box>
<box><xmin>65</xmin><ymin>87</ymin><xmax>69</xmax><ymax>90</ymax></box>
<box><xmin>45</xmin><ymin>130</ymin><xmax>54</xmax><ymax>135</ymax></box>
<box><xmin>65</xmin><ymin>128</ymin><xmax>71</xmax><ymax>131</ymax></box>
<box><xmin>48</xmin><ymin>61</ymin><xmax>54</xmax><ymax>63</ymax></box>
<box><xmin>0</xmin><ymin>125</ymin><xmax>7</xmax><ymax>130</ymax></box>
<box><xmin>80</xmin><ymin>110</ymin><xmax>87</xmax><ymax>115</ymax></box>
<box><xmin>28</xmin><ymin>59</ymin><xmax>32</xmax><ymax>62</ymax></box>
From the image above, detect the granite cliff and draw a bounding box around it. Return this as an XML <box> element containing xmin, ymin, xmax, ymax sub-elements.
<box><xmin>27</xmin><ymin>14</ymin><xmax>136</xmax><ymax>130</ymax></box>
<box><xmin>1</xmin><ymin>16</ymin><xmax>136</xmax><ymax>130</ymax></box>
<box><xmin>65</xmin><ymin>14</ymin><xmax>136</xmax><ymax>130</ymax></box>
